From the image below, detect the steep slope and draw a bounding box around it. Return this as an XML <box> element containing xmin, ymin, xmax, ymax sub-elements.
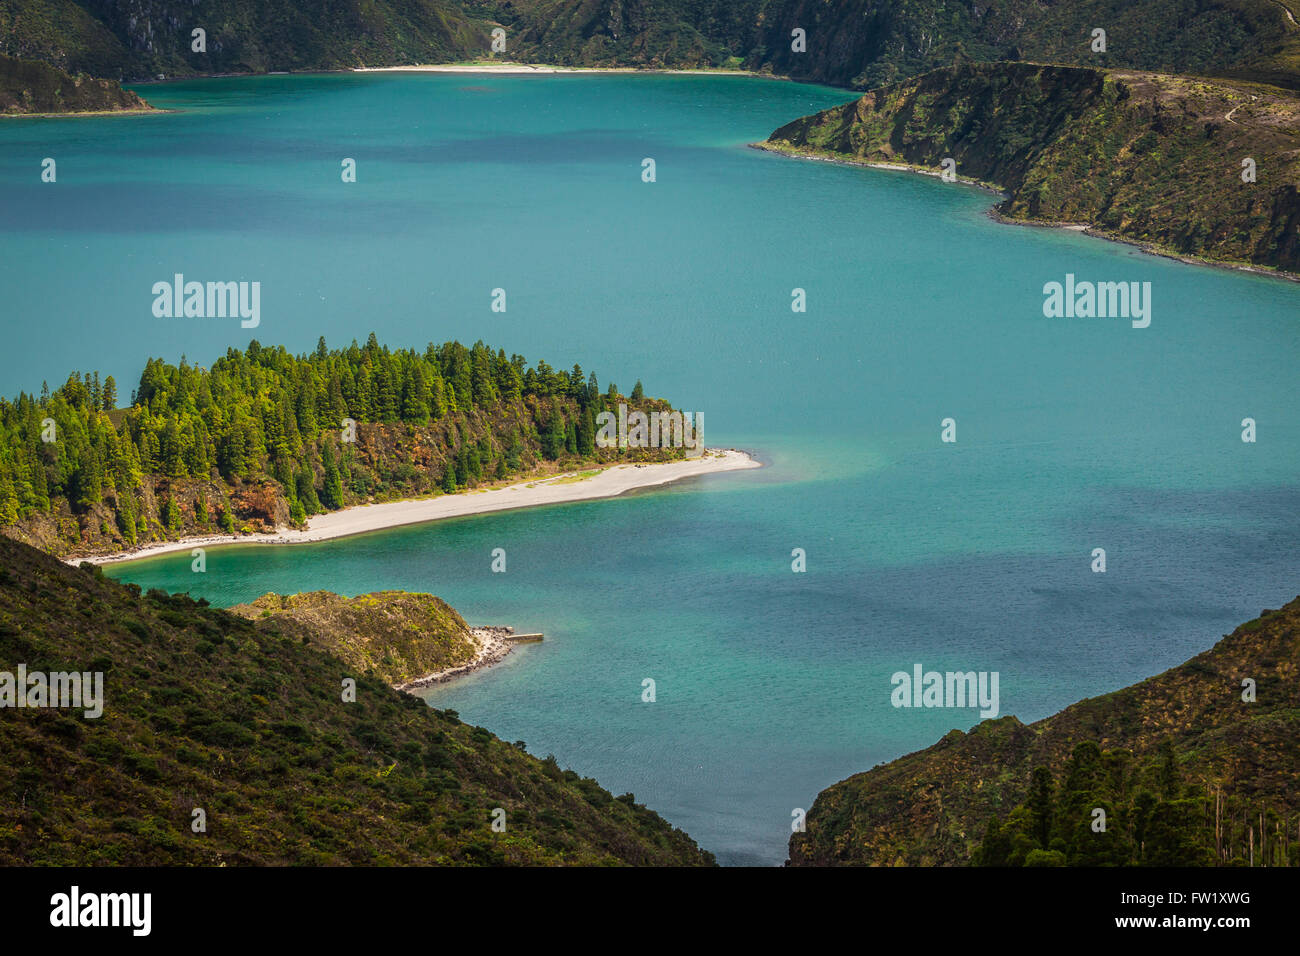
<box><xmin>0</xmin><ymin>0</ymin><xmax>489</xmax><ymax>80</ymax></box>
<box><xmin>763</xmin><ymin>62</ymin><xmax>1300</xmax><ymax>273</ymax></box>
<box><xmin>474</xmin><ymin>0</ymin><xmax>1300</xmax><ymax>89</ymax></box>
<box><xmin>6</xmin><ymin>0</ymin><xmax>1298</xmax><ymax>87</ymax></box>
<box><xmin>0</xmin><ymin>535</ymin><xmax>714</xmax><ymax>865</ymax></box>
<box><xmin>0</xmin><ymin>53</ymin><xmax>150</xmax><ymax>113</ymax></box>
<box><xmin>228</xmin><ymin>590</ymin><xmax>479</xmax><ymax>687</ymax></box>
<box><xmin>788</xmin><ymin>596</ymin><xmax>1300</xmax><ymax>866</ymax></box>
<box><xmin>0</xmin><ymin>1</ymin><xmax>131</xmax><ymax>78</ymax></box>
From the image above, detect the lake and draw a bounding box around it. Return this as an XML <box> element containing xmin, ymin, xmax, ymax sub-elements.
<box><xmin>3</xmin><ymin>72</ymin><xmax>1297</xmax><ymax>865</ymax></box>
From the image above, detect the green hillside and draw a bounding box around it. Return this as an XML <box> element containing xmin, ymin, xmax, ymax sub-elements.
<box><xmin>0</xmin><ymin>0</ymin><xmax>489</xmax><ymax>80</ymax></box>
<box><xmin>788</xmin><ymin>596</ymin><xmax>1300</xmax><ymax>866</ymax></box>
<box><xmin>476</xmin><ymin>0</ymin><xmax>1300</xmax><ymax>89</ymax></box>
<box><xmin>763</xmin><ymin>62</ymin><xmax>1300</xmax><ymax>273</ymax></box>
<box><xmin>4</xmin><ymin>0</ymin><xmax>1297</xmax><ymax>88</ymax></box>
<box><xmin>0</xmin><ymin>534</ymin><xmax>714</xmax><ymax>865</ymax></box>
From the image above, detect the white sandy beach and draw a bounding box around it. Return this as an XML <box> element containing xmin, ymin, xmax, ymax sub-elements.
<box><xmin>75</xmin><ymin>448</ymin><xmax>760</xmax><ymax>566</ymax></box>
<box><xmin>353</xmin><ymin>62</ymin><xmax>757</xmax><ymax>76</ymax></box>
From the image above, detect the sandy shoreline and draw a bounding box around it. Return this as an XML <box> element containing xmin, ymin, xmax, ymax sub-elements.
<box><xmin>74</xmin><ymin>448</ymin><xmax>760</xmax><ymax>567</ymax></box>
<box><xmin>353</xmin><ymin>61</ymin><xmax>766</xmax><ymax>77</ymax></box>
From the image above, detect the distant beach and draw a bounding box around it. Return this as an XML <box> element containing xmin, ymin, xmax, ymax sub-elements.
<box><xmin>353</xmin><ymin>61</ymin><xmax>765</xmax><ymax>77</ymax></box>
<box><xmin>75</xmin><ymin>448</ymin><xmax>760</xmax><ymax>567</ymax></box>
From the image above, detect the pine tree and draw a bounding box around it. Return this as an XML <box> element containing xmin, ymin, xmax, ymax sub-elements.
<box><xmin>162</xmin><ymin>495</ymin><xmax>181</xmax><ymax>531</ymax></box>
<box><xmin>1028</xmin><ymin>766</ymin><xmax>1054</xmax><ymax>850</ymax></box>
<box><xmin>320</xmin><ymin>442</ymin><xmax>344</xmax><ymax>510</ymax></box>
<box><xmin>295</xmin><ymin>459</ymin><xmax>320</xmax><ymax>514</ymax></box>
<box><xmin>0</xmin><ymin>469</ymin><xmax>18</xmax><ymax>525</ymax></box>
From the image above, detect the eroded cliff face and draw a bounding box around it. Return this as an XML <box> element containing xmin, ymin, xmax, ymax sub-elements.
<box><xmin>765</xmin><ymin>62</ymin><xmax>1300</xmax><ymax>273</ymax></box>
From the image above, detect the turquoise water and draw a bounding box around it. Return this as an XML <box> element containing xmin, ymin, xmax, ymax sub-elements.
<box><xmin>4</xmin><ymin>73</ymin><xmax>1299</xmax><ymax>865</ymax></box>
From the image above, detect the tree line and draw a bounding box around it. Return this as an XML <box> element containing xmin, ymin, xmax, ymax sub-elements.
<box><xmin>974</xmin><ymin>739</ymin><xmax>1297</xmax><ymax>866</ymax></box>
<box><xmin>0</xmin><ymin>334</ymin><xmax>655</xmax><ymax>544</ymax></box>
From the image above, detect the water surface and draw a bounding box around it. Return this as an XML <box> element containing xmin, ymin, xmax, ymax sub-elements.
<box><xmin>3</xmin><ymin>72</ymin><xmax>1296</xmax><ymax>865</ymax></box>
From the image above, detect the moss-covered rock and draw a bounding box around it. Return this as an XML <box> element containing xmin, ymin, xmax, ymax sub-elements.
<box><xmin>228</xmin><ymin>590</ymin><xmax>479</xmax><ymax>687</ymax></box>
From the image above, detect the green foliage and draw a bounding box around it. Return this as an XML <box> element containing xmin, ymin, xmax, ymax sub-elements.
<box><xmin>974</xmin><ymin>739</ymin><xmax>1224</xmax><ymax>867</ymax></box>
<box><xmin>0</xmin><ymin>1</ymin><xmax>489</xmax><ymax>84</ymax></box>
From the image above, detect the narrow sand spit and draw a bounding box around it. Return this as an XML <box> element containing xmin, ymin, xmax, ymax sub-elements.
<box><xmin>74</xmin><ymin>448</ymin><xmax>760</xmax><ymax>566</ymax></box>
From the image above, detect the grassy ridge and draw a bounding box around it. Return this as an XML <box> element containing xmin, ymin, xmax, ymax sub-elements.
<box><xmin>764</xmin><ymin>62</ymin><xmax>1300</xmax><ymax>273</ymax></box>
<box><xmin>788</xmin><ymin>597</ymin><xmax>1300</xmax><ymax>866</ymax></box>
<box><xmin>0</xmin><ymin>534</ymin><xmax>714</xmax><ymax>865</ymax></box>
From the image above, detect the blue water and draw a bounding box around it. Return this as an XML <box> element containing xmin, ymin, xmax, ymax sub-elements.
<box><xmin>3</xmin><ymin>73</ymin><xmax>1298</xmax><ymax>865</ymax></box>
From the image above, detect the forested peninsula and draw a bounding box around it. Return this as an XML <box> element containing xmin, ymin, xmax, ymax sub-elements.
<box><xmin>0</xmin><ymin>336</ymin><xmax>686</xmax><ymax>558</ymax></box>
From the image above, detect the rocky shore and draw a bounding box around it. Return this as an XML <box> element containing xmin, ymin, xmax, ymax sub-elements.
<box><xmin>394</xmin><ymin>626</ymin><xmax>528</xmax><ymax>691</ymax></box>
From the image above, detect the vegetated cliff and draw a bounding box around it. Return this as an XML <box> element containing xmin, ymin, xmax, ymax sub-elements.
<box><xmin>0</xmin><ymin>53</ymin><xmax>150</xmax><ymax>113</ymax></box>
<box><xmin>0</xmin><ymin>0</ymin><xmax>489</xmax><ymax>80</ymax></box>
<box><xmin>0</xmin><ymin>534</ymin><xmax>715</xmax><ymax>865</ymax></box>
<box><xmin>763</xmin><ymin>62</ymin><xmax>1300</xmax><ymax>273</ymax></box>
<box><xmin>0</xmin><ymin>336</ymin><xmax>691</xmax><ymax>559</ymax></box>
<box><xmin>788</xmin><ymin>596</ymin><xmax>1300</xmax><ymax>866</ymax></box>
<box><xmin>5</xmin><ymin>0</ymin><xmax>1299</xmax><ymax>87</ymax></box>
<box><xmin>228</xmin><ymin>590</ymin><xmax>479</xmax><ymax>687</ymax></box>
<box><xmin>472</xmin><ymin>0</ymin><xmax>1300</xmax><ymax>90</ymax></box>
